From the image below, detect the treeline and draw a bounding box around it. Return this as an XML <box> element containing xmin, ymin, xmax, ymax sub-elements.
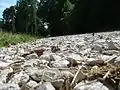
<box><xmin>0</xmin><ymin>0</ymin><xmax>120</xmax><ymax>37</ymax></box>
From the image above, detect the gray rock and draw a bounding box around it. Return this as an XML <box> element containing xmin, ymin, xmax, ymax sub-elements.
<box><xmin>8</xmin><ymin>71</ymin><xmax>29</xmax><ymax>85</ymax></box>
<box><xmin>106</xmin><ymin>40</ymin><xmax>118</xmax><ymax>50</ymax></box>
<box><xmin>26</xmin><ymin>80</ymin><xmax>38</xmax><ymax>89</ymax></box>
<box><xmin>40</xmin><ymin>54</ymin><xmax>51</xmax><ymax>61</ymax></box>
<box><xmin>66</xmin><ymin>53</ymin><xmax>82</xmax><ymax>61</ymax></box>
<box><xmin>36</xmin><ymin>82</ymin><xmax>55</xmax><ymax>90</ymax></box>
<box><xmin>49</xmin><ymin>54</ymin><xmax>62</xmax><ymax>61</ymax></box>
<box><xmin>51</xmin><ymin>79</ymin><xmax>64</xmax><ymax>89</ymax></box>
<box><xmin>50</xmin><ymin>60</ymin><xmax>69</xmax><ymax>68</ymax></box>
<box><xmin>0</xmin><ymin>83</ymin><xmax>20</xmax><ymax>90</ymax></box>
<box><xmin>13</xmin><ymin>56</ymin><xmax>25</xmax><ymax>61</ymax></box>
<box><xmin>25</xmin><ymin>53</ymin><xmax>38</xmax><ymax>60</ymax></box>
<box><xmin>74</xmin><ymin>80</ymin><xmax>109</xmax><ymax>90</ymax></box>
<box><xmin>86</xmin><ymin>58</ymin><xmax>105</xmax><ymax>66</ymax></box>
<box><xmin>92</xmin><ymin>44</ymin><xmax>102</xmax><ymax>53</ymax></box>
<box><xmin>23</xmin><ymin>59</ymin><xmax>40</xmax><ymax>67</ymax></box>
<box><xmin>41</xmin><ymin>69</ymin><xmax>61</xmax><ymax>82</ymax></box>
<box><xmin>0</xmin><ymin>61</ymin><xmax>11</xmax><ymax>69</ymax></box>
<box><xmin>24</xmin><ymin>67</ymin><xmax>43</xmax><ymax>82</ymax></box>
<box><xmin>76</xmin><ymin>42</ymin><xmax>86</xmax><ymax>50</ymax></box>
<box><xmin>61</xmin><ymin>71</ymin><xmax>74</xmax><ymax>79</ymax></box>
<box><xmin>40</xmin><ymin>59</ymin><xmax>49</xmax><ymax>65</ymax></box>
<box><xmin>0</xmin><ymin>67</ymin><xmax>13</xmax><ymax>83</ymax></box>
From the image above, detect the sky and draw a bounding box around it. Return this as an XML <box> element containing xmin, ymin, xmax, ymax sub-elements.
<box><xmin>0</xmin><ymin>0</ymin><xmax>17</xmax><ymax>18</ymax></box>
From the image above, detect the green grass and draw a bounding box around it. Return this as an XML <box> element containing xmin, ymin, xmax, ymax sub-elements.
<box><xmin>0</xmin><ymin>31</ymin><xmax>39</xmax><ymax>47</ymax></box>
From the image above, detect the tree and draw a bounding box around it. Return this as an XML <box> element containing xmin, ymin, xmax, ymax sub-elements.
<box><xmin>2</xmin><ymin>6</ymin><xmax>16</xmax><ymax>32</ymax></box>
<box><xmin>16</xmin><ymin>0</ymin><xmax>44</xmax><ymax>35</ymax></box>
<box><xmin>32</xmin><ymin>0</ymin><xmax>37</xmax><ymax>35</ymax></box>
<box><xmin>15</xmin><ymin>0</ymin><xmax>33</xmax><ymax>33</ymax></box>
<box><xmin>37</xmin><ymin>0</ymin><xmax>74</xmax><ymax>36</ymax></box>
<box><xmin>69</xmin><ymin>0</ymin><xmax>120</xmax><ymax>33</ymax></box>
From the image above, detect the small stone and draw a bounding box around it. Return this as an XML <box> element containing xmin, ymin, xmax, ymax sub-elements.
<box><xmin>73</xmin><ymin>80</ymin><xmax>109</xmax><ymax>90</ymax></box>
<box><xmin>68</xmin><ymin>59</ymin><xmax>82</xmax><ymax>67</ymax></box>
<box><xmin>8</xmin><ymin>71</ymin><xmax>29</xmax><ymax>85</ymax></box>
<box><xmin>92</xmin><ymin>44</ymin><xmax>102</xmax><ymax>53</ymax></box>
<box><xmin>34</xmin><ymin>49</ymin><xmax>45</xmax><ymax>56</ymax></box>
<box><xmin>40</xmin><ymin>54</ymin><xmax>51</xmax><ymax>61</ymax></box>
<box><xmin>66</xmin><ymin>53</ymin><xmax>82</xmax><ymax>61</ymax></box>
<box><xmin>25</xmin><ymin>53</ymin><xmax>38</xmax><ymax>60</ymax></box>
<box><xmin>36</xmin><ymin>82</ymin><xmax>55</xmax><ymax>90</ymax></box>
<box><xmin>0</xmin><ymin>67</ymin><xmax>13</xmax><ymax>83</ymax></box>
<box><xmin>23</xmin><ymin>59</ymin><xmax>40</xmax><ymax>67</ymax></box>
<box><xmin>61</xmin><ymin>71</ymin><xmax>74</xmax><ymax>79</ymax></box>
<box><xmin>26</xmin><ymin>80</ymin><xmax>38</xmax><ymax>89</ymax></box>
<box><xmin>51</xmin><ymin>79</ymin><xmax>64</xmax><ymax>89</ymax></box>
<box><xmin>50</xmin><ymin>60</ymin><xmax>69</xmax><ymax>68</ymax></box>
<box><xmin>106</xmin><ymin>40</ymin><xmax>118</xmax><ymax>50</ymax></box>
<box><xmin>86</xmin><ymin>59</ymin><xmax>105</xmax><ymax>66</ymax></box>
<box><xmin>40</xmin><ymin>59</ymin><xmax>49</xmax><ymax>65</ymax></box>
<box><xmin>51</xmin><ymin>46</ymin><xmax>60</xmax><ymax>53</ymax></box>
<box><xmin>21</xmin><ymin>51</ymin><xmax>33</xmax><ymax>57</ymax></box>
<box><xmin>24</xmin><ymin>67</ymin><xmax>43</xmax><ymax>82</ymax></box>
<box><xmin>0</xmin><ymin>83</ymin><xmax>20</xmax><ymax>90</ymax></box>
<box><xmin>0</xmin><ymin>61</ymin><xmax>11</xmax><ymax>69</ymax></box>
<box><xmin>41</xmin><ymin>69</ymin><xmax>61</xmax><ymax>82</ymax></box>
<box><xmin>50</xmin><ymin>54</ymin><xmax>62</xmax><ymax>61</ymax></box>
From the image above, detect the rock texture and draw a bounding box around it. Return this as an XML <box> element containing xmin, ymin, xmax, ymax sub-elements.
<box><xmin>0</xmin><ymin>31</ymin><xmax>120</xmax><ymax>90</ymax></box>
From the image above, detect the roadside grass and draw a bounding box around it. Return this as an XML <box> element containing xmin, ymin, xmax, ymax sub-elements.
<box><xmin>0</xmin><ymin>31</ymin><xmax>39</xmax><ymax>47</ymax></box>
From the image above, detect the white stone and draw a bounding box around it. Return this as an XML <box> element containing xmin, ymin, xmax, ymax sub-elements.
<box><xmin>0</xmin><ymin>83</ymin><xmax>20</xmax><ymax>90</ymax></box>
<box><xmin>40</xmin><ymin>54</ymin><xmax>51</xmax><ymax>61</ymax></box>
<box><xmin>50</xmin><ymin>54</ymin><xmax>62</xmax><ymax>61</ymax></box>
<box><xmin>24</xmin><ymin>67</ymin><xmax>44</xmax><ymax>82</ymax></box>
<box><xmin>0</xmin><ymin>67</ymin><xmax>13</xmax><ymax>83</ymax></box>
<box><xmin>0</xmin><ymin>61</ymin><xmax>11</xmax><ymax>69</ymax></box>
<box><xmin>50</xmin><ymin>60</ymin><xmax>69</xmax><ymax>68</ymax></box>
<box><xmin>26</xmin><ymin>80</ymin><xmax>38</xmax><ymax>88</ymax></box>
<box><xmin>61</xmin><ymin>71</ymin><xmax>74</xmax><ymax>79</ymax></box>
<box><xmin>23</xmin><ymin>59</ymin><xmax>40</xmax><ymax>67</ymax></box>
<box><xmin>74</xmin><ymin>80</ymin><xmax>109</xmax><ymax>90</ymax></box>
<box><xmin>66</xmin><ymin>53</ymin><xmax>82</xmax><ymax>61</ymax></box>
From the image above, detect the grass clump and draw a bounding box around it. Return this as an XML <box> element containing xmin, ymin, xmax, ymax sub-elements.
<box><xmin>0</xmin><ymin>31</ymin><xmax>39</xmax><ymax>47</ymax></box>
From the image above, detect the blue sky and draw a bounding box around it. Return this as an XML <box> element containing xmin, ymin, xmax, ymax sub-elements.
<box><xmin>0</xmin><ymin>0</ymin><xmax>17</xmax><ymax>18</ymax></box>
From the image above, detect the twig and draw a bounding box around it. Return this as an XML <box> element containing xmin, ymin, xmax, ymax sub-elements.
<box><xmin>103</xmin><ymin>70</ymin><xmax>110</xmax><ymax>80</ymax></box>
<box><xmin>70</xmin><ymin>67</ymin><xmax>81</xmax><ymax>86</ymax></box>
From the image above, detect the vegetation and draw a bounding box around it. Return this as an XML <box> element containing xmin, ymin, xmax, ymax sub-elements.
<box><xmin>0</xmin><ymin>31</ymin><xmax>38</xmax><ymax>47</ymax></box>
<box><xmin>0</xmin><ymin>0</ymin><xmax>120</xmax><ymax>37</ymax></box>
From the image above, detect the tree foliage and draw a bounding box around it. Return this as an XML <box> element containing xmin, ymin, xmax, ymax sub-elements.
<box><xmin>69</xmin><ymin>0</ymin><xmax>120</xmax><ymax>33</ymax></box>
<box><xmin>1</xmin><ymin>0</ymin><xmax>120</xmax><ymax>36</ymax></box>
<box><xmin>37</xmin><ymin>0</ymin><xmax>74</xmax><ymax>36</ymax></box>
<box><xmin>2</xmin><ymin>6</ymin><xmax>16</xmax><ymax>32</ymax></box>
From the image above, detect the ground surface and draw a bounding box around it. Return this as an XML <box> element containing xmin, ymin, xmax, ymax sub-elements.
<box><xmin>0</xmin><ymin>31</ymin><xmax>120</xmax><ymax>90</ymax></box>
